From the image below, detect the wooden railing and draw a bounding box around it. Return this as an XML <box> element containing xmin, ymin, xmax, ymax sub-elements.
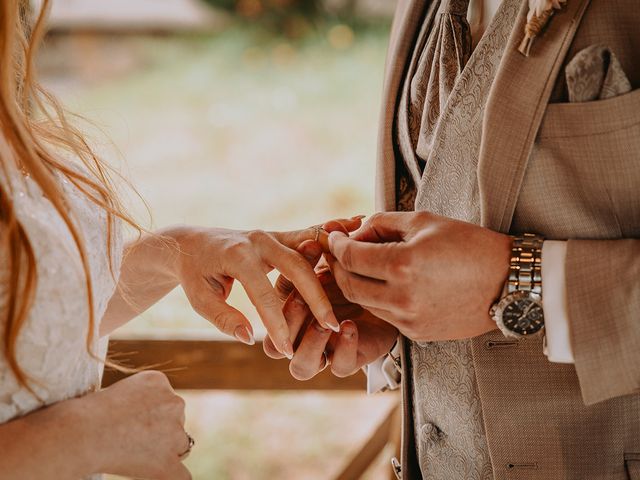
<box><xmin>103</xmin><ymin>339</ymin><xmax>400</xmax><ymax>480</ymax></box>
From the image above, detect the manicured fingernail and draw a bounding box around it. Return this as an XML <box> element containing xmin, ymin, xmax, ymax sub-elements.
<box><xmin>324</xmin><ymin>313</ymin><xmax>341</xmax><ymax>333</ymax></box>
<box><xmin>282</xmin><ymin>340</ymin><xmax>294</xmax><ymax>360</ymax></box>
<box><xmin>234</xmin><ymin>326</ymin><xmax>255</xmax><ymax>346</ymax></box>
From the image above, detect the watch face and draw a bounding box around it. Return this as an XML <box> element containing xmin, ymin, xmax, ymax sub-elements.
<box><xmin>502</xmin><ymin>295</ymin><xmax>544</xmax><ymax>336</ymax></box>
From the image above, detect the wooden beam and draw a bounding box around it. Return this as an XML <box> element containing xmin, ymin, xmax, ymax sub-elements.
<box><xmin>103</xmin><ymin>339</ymin><xmax>366</xmax><ymax>391</ymax></box>
<box><xmin>333</xmin><ymin>401</ymin><xmax>400</xmax><ymax>480</ymax></box>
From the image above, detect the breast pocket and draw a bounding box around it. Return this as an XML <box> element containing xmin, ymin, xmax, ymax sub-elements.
<box><xmin>513</xmin><ymin>88</ymin><xmax>640</xmax><ymax>239</ymax></box>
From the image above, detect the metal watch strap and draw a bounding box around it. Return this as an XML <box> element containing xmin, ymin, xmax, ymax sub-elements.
<box><xmin>508</xmin><ymin>233</ymin><xmax>544</xmax><ymax>295</ymax></box>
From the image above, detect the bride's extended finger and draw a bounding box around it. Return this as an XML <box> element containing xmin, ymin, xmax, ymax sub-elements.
<box><xmin>235</xmin><ymin>261</ymin><xmax>294</xmax><ymax>359</ymax></box>
<box><xmin>271</xmin><ymin>216</ymin><xmax>365</xmax><ymax>251</ymax></box>
<box><xmin>274</xmin><ymin>240</ymin><xmax>323</xmax><ymax>301</ymax></box>
<box><xmin>289</xmin><ymin>321</ymin><xmax>333</xmax><ymax>381</ymax></box>
<box><xmin>270</xmin><ymin>227</ymin><xmax>326</xmax><ymax>250</ymax></box>
<box><xmin>262</xmin><ymin>239</ymin><xmax>340</xmax><ymax>332</ymax></box>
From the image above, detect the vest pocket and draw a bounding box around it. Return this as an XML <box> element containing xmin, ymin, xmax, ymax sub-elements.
<box><xmin>626</xmin><ymin>453</ymin><xmax>640</xmax><ymax>480</ymax></box>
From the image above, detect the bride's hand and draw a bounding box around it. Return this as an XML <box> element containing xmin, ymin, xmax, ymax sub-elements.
<box><xmin>167</xmin><ymin>219</ymin><xmax>363</xmax><ymax>358</ymax></box>
<box><xmin>90</xmin><ymin>371</ymin><xmax>191</xmax><ymax>479</ymax></box>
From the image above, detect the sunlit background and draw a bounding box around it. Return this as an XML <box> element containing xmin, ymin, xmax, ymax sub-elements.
<box><xmin>38</xmin><ymin>0</ymin><xmax>396</xmax><ymax>478</ymax></box>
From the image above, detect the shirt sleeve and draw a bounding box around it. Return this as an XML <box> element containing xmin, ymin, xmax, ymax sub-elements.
<box><xmin>541</xmin><ymin>240</ymin><xmax>575</xmax><ymax>364</ymax></box>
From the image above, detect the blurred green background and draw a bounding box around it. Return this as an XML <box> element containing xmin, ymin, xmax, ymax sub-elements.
<box><xmin>38</xmin><ymin>1</ymin><xmax>395</xmax><ymax>478</ymax></box>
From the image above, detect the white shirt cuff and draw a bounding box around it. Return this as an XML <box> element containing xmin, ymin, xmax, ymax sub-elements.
<box><xmin>541</xmin><ymin>240</ymin><xmax>575</xmax><ymax>364</ymax></box>
<box><xmin>366</xmin><ymin>340</ymin><xmax>402</xmax><ymax>394</ymax></box>
<box><xmin>366</xmin><ymin>357</ymin><xmax>389</xmax><ymax>394</ymax></box>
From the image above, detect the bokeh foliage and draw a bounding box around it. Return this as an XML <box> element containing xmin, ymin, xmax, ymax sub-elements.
<box><xmin>199</xmin><ymin>0</ymin><xmax>362</xmax><ymax>38</ymax></box>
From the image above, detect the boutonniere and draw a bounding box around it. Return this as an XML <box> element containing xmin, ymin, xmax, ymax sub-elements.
<box><xmin>518</xmin><ymin>0</ymin><xmax>567</xmax><ymax>56</ymax></box>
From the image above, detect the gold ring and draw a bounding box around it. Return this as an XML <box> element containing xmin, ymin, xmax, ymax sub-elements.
<box><xmin>313</xmin><ymin>225</ymin><xmax>323</xmax><ymax>242</ymax></box>
<box><xmin>309</xmin><ymin>225</ymin><xmax>330</xmax><ymax>252</ymax></box>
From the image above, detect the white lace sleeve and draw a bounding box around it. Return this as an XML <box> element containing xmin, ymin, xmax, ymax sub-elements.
<box><xmin>0</xmin><ymin>166</ymin><xmax>123</xmax><ymax>479</ymax></box>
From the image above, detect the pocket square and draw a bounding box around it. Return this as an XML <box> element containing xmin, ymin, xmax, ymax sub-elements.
<box><xmin>565</xmin><ymin>44</ymin><xmax>632</xmax><ymax>102</ymax></box>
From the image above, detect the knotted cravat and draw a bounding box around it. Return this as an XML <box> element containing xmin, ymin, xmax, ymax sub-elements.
<box><xmin>409</xmin><ymin>0</ymin><xmax>473</xmax><ymax>163</ymax></box>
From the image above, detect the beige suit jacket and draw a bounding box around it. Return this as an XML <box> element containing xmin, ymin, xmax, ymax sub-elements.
<box><xmin>376</xmin><ymin>0</ymin><xmax>640</xmax><ymax>478</ymax></box>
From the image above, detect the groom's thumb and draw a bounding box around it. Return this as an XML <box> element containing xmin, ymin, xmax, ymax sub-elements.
<box><xmin>352</xmin><ymin>212</ymin><xmax>413</xmax><ymax>243</ymax></box>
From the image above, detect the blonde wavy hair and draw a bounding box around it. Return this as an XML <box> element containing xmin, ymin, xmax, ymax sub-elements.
<box><xmin>0</xmin><ymin>0</ymin><xmax>138</xmax><ymax>390</ymax></box>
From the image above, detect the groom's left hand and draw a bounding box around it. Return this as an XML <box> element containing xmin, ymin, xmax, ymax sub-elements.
<box><xmin>327</xmin><ymin>211</ymin><xmax>512</xmax><ymax>342</ymax></box>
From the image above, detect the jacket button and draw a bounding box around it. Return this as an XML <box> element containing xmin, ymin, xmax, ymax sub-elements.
<box><xmin>391</xmin><ymin>457</ymin><xmax>402</xmax><ymax>479</ymax></box>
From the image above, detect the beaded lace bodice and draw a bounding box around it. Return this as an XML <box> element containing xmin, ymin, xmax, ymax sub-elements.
<box><xmin>0</xmin><ymin>163</ymin><xmax>122</xmax><ymax>425</ymax></box>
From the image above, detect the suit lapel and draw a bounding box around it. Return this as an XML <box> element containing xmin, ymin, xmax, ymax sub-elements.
<box><xmin>375</xmin><ymin>0</ymin><xmax>432</xmax><ymax>212</ymax></box>
<box><xmin>478</xmin><ymin>0</ymin><xmax>592</xmax><ymax>232</ymax></box>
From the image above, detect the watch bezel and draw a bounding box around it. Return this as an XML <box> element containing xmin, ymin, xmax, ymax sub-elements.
<box><xmin>490</xmin><ymin>290</ymin><xmax>545</xmax><ymax>339</ymax></box>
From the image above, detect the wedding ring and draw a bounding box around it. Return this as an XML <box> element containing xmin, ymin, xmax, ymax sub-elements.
<box><xmin>179</xmin><ymin>431</ymin><xmax>195</xmax><ymax>459</ymax></box>
<box><xmin>310</xmin><ymin>225</ymin><xmax>331</xmax><ymax>252</ymax></box>
<box><xmin>312</xmin><ymin>225</ymin><xmax>324</xmax><ymax>242</ymax></box>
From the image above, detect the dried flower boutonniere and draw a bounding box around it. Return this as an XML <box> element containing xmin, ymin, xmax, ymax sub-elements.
<box><xmin>518</xmin><ymin>0</ymin><xmax>567</xmax><ymax>56</ymax></box>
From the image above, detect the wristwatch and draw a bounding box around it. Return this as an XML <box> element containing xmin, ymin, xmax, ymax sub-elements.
<box><xmin>490</xmin><ymin>233</ymin><xmax>545</xmax><ymax>339</ymax></box>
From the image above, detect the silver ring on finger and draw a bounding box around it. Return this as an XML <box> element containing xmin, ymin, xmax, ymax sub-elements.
<box><xmin>320</xmin><ymin>351</ymin><xmax>331</xmax><ymax>372</ymax></box>
<box><xmin>179</xmin><ymin>431</ymin><xmax>195</xmax><ymax>460</ymax></box>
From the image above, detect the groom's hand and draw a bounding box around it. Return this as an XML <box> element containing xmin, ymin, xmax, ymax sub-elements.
<box><xmin>327</xmin><ymin>212</ymin><xmax>512</xmax><ymax>342</ymax></box>
<box><xmin>264</xmin><ymin>218</ymin><xmax>397</xmax><ymax>381</ymax></box>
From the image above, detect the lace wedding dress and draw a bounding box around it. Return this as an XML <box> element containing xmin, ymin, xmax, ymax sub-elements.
<box><xmin>0</xmin><ymin>163</ymin><xmax>123</xmax><ymax>479</ymax></box>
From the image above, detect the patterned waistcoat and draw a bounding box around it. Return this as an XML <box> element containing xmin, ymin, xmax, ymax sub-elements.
<box><xmin>393</xmin><ymin>0</ymin><xmax>521</xmax><ymax>478</ymax></box>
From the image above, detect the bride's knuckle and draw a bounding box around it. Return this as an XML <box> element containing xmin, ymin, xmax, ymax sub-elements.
<box><xmin>211</xmin><ymin>310</ymin><xmax>233</xmax><ymax>333</ymax></box>
<box><xmin>246</xmin><ymin>229</ymin><xmax>268</xmax><ymax>244</ymax></box>
<box><xmin>226</xmin><ymin>239</ymin><xmax>251</xmax><ymax>260</ymax></box>
<box><xmin>257</xmin><ymin>291</ymin><xmax>281</xmax><ymax>310</ymax></box>
<box><xmin>140</xmin><ymin>370</ymin><xmax>169</xmax><ymax>387</ymax></box>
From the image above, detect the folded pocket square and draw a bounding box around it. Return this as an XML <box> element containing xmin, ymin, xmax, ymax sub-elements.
<box><xmin>565</xmin><ymin>44</ymin><xmax>632</xmax><ymax>102</ymax></box>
